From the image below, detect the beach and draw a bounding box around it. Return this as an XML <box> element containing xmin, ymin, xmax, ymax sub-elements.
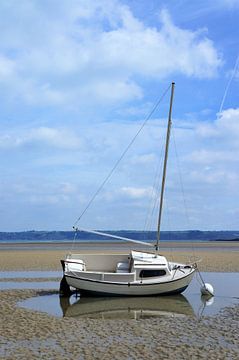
<box><xmin>0</xmin><ymin>242</ymin><xmax>239</xmax><ymax>359</ymax></box>
<box><xmin>0</xmin><ymin>241</ymin><xmax>239</xmax><ymax>272</ymax></box>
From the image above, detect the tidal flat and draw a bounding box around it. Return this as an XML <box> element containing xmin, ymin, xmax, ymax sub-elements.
<box><xmin>0</xmin><ymin>243</ymin><xmax>238</xmax><ymax>359</ymax></box>
<box><xmin>0</xmin><ymin>289</ymin><xmax>238</xmax><ymax>360</ymax></box>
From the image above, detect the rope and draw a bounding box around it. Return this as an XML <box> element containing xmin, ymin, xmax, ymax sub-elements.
<box><xmin>171</xmin><ymin>127</ymin><xmax>198</xmax><ymax>263</ymax></box>
<box><xmin>143</xmin><ymin>142</ymin><xmax>164</xmax><ymax>235</ymax></box>
<box><xmin>196</xmin><ymin>267</ymin><xmax>205</xmax><ymax>287</ymax></box>
<box><xmin>219</xmin><ymin>54</ymin><xmax>239</xmax><ymax>114</ymax></box>
<box><xmin>73</xmin><ymin>84</ymin><xmax>171</xmax><ymax>228</ymax></box>
<box><xmin>70</xmin><ymin>228</ymin><xmax>78</xmax><ymax>253</ymax></box>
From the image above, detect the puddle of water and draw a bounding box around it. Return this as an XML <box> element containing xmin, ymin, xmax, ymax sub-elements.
<box><xmin>30</xmin><ymin>293</ymin><xmax>196</xmax><ymax>319</ymax></box>
<box><xmin>15</xmin><ymin>272</ymin><xmax>239</xmax><ymax>319</ymax></box>
<box><xmin>185</xmin><ymin>272</ymin><xmax>239</xmax><ymax>297</ymax></box>
<box><xmin>0</xmin><ymin>271</ymin><xmax>61</xmax><ymax>279</ymax></box>
<box><xmin>0</xmin><ymin>281</ymin><xmax>59</xmax><ymax>290</ymax></box>
<box><xmin>184</xmin><ymin>272</ymin><xmax>239</xmax><ymax>316</ymax></box>
<box><xmin>0</xmin><ymin>270</ymin><xmax>61</xmax><ymax>289</ymax></box>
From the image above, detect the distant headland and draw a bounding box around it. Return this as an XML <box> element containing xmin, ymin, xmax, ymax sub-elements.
<box><xmin>0</xmin><ymin>230</ymin><xmax>238</xmax><ymax>242</ymax></box>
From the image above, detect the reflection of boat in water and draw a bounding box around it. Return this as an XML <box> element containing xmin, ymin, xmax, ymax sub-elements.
<box><xmin>60</xmin><ymin>294</ymin><xmax>195</xmax><ymax>319</ymax></box>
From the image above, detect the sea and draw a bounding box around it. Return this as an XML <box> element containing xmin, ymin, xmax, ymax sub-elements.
<box><xmin>0</xmin><ymin>230</ymin><xmax>238</xmax><ymax>251</ymax></box>
<box><xmin>0</xmin><ymin>229</ymin><xmax>238</xmax><ymax>244</ymax></box>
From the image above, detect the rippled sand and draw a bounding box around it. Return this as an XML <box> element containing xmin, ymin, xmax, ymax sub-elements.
<box><xmin>0</xmin><ymin>243</ymin><xmax>239</xmax><ymax>359</ymax></box>
<box><xmin>0</xmin><ymin>289</ymin><xmax>238</xmax><ymax>359</ymax></box>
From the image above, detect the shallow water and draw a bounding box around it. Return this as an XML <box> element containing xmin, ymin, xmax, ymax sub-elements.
<box><xmin>0</xmin><ymin>270</ymin><xmax>61</xmax><ymax>279</ymax></box>
<box><xmin>0</xmin><ymin>281</ymin><xmax>59</xmax><ymax>290</ymax></box>
<box><xmin>8</xmin><ymin>272</ymin><xmax>238</xmax><ymax>319</ymax></box>
<box><xmin>0</xmin><ymin>270</ymin><xmax>61</xmax><ymax>290</ymax></box>
<box><xmin>185</xmin><ymin>272</ymin><xmax>239</xmax><ymax>317</ymax></box>
<box><xmin>0</xmin><ymin>270</ymin><xmax>60</xmax><ymax>290</ymax></box>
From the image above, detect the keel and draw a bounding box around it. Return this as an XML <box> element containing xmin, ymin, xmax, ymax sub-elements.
<box><xmin>59</xmin><ymin>276</ymin><xmax>72</xmax><ymax>297</ymax></box>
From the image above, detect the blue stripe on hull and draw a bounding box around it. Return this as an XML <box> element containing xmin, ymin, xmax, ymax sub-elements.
<box><xmin>72</xmin><ymin>285</ymin><xmax>188</xmax><ymax>297</ymax></box>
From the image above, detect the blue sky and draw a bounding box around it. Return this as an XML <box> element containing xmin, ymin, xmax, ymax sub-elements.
<box><xmin>0</xmin><ymin>0</ymin><xmax>238</xmax><ymax>231</ymax></box>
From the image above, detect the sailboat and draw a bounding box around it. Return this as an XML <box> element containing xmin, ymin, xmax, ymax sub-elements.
<box><xmin>60</xmin><ymin>82</ymin><xmax>197</xmax><ymax>296</ymax></box>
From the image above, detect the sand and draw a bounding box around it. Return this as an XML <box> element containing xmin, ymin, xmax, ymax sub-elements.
<box><xmin>0</xmin><ymin>241</ymin><xmax>239</xmax><ymax>272</ymax></box>
<box><xmin>0</xmin><ymin>242</ymin><xmax>239</xmax><ymax>359</ymax></box>
<box><xmin>0</xmin><ymin>289</ymin><xmax>238</xmax><ymax>359</ymax></box>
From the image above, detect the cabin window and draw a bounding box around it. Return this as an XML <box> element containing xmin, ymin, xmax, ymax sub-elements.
<box><xmin>139</xmin><ymin>269</ymin><xmax>166</xmax><ymax>278</ymax></box>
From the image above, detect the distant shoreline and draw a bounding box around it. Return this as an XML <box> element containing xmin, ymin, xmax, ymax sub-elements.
<box><xmin>0</xmin><ymin>229</ymin><xmax>239</xmax><ymax>243</ymax></box>
<box><xmin>0</xmin><ymin>238</ymin><xmax>238</xmax><ymax>244</ymax></box>
<box><xmin>210</xmin><ymin>238</ymin><xmax>239</xmax><ymax>242</ymax></box>
<box><xmin>0</xmin><ymin>240</ymin><xmax>239</xmax><ymax>252</ymax></box>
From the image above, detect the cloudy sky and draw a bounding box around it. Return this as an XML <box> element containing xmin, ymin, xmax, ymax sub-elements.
<box><xmin>0</xmin><ymin>0</ymin><xmax>238</xmax><ymax>232</ymax></box>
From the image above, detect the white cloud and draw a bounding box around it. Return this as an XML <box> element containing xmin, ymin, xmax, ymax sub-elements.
<box><xmin>196</xmin><ymin>108</ymin><xmax>239</xmax><ymax>148</ymax></box>
<box><xmin>218</xmin><ymin>0</ymin><xmax>239</xmax><ymax>8</ymax></box>
<box><xmin>80</xmin><ymin>79</ymin><xmax>143</xmax><ymax>103</ymax></box>
<box><xmin>217</xmin><ymin>108</ymin><xmax>239</xmax><ymax>136</ymax></box>
<box><xmin>60</xmin><ymin>182</ymin><xmax>78</xmax><ymax>194</ymax></box>
<box><xmin>1</xmin><ymin>105</ymin><xmax>239</xmax><ymax>230</ymax></box>
<box><xmin>29</xmin><ymin>194</ymin><xmax>66</xmax><ymax>205</ymax></box>
<box><xmin>0</xmin><ymin>55</ymin><xmax>16</xmax><ymax>78</ymax></box>
<box><xmin>131</xmin><ymin>153</ymin><xmax>157</xmax><ymax>165</ymax></box>
<box><xmin>189</xmin><ymin>149</ymin><xmax>235</xmax><ymax>164</ymax></box>
<box><xmin>173</xmin><ymin>108</ymin><xmax>239</xmax><ymax>196</ymax></box>
<box><xmin>0</xmin><ymin>126</ymin><xmax>82</xmax><ymax>149</ymax></box>
<box><xmin>120</xmin><ymin>186</ymin><xmax>153</xmax><ymax>199</ymax></box>
<box><xmin>0</xmin><ymin>1</ymin><xmax>222</xmax><ymax>107</ymax></box>
<box><xmin>190</xmin><ymin>168</ymin><xmax>238</xmax><ymax>185</ymax></box>
<box><xmin>8</xmin><ymin>180</ymin><xmax>80</xmax><ymax>207</ymax></box>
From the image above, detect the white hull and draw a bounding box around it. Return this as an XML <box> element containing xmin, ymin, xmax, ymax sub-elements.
<box><xmin>65</xmin><ymin>269</ymin><xmax>195</xmax><ymax>296</ymax></box>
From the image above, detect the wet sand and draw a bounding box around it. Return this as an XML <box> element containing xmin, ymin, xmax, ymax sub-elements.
<box><xmin>0</xmin><ymin>241</ymin><xmax>238</xmax><ymax>272</ymax></box>
<box><xmin>0</xmin><ymin>242</ymin><xmax>239</xmax><ymax>359</ymax></box>
<box><xmin>0</xmin><ymin>289</ymin><xmax>238</xmax><ymax>359</ymax></box>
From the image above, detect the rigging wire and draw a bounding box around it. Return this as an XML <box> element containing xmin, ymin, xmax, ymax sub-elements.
<box><xmin>70</xmin><ymin>228</ymin><xmax>79</xmax><ymax>253</ymax></box>
<box><xmin>147</xmin><ymin>168</ymin><xmax>164</xmax><ymax>233</ymax></box>
<box><xmin>164</xmin><ymin>188</ymin><xmax>177</xmax><ymax>264</ymax></box>
<box><xmin>171</xmin><ymin>127</ymin><xmax>197</xmax><ymax>262</ymax></box>
<box><xmin>73</xmin><ymin>84</ymin><xmax>171</xmax><ymax>229</ymax></box>
<box><xmin>143</xmin><ymin>140</ymin><xmax>164</xmax><ymax>236</ymax></box>
<box><xmin>219</xmin><ymin>54</ymin><xmax>239</xmax><ymax>114</ymax></box>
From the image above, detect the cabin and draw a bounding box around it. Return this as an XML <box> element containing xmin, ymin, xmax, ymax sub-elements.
<box><xmin>64</xmin><ymin>250</ymin><xmax>171</xmax><ymax>282</ymax></box>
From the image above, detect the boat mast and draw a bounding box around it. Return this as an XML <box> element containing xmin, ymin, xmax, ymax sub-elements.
<box><xmin>155</xmin><ymin>82</ymin><xmax>175</xmax><ymax>252</ymax></box>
